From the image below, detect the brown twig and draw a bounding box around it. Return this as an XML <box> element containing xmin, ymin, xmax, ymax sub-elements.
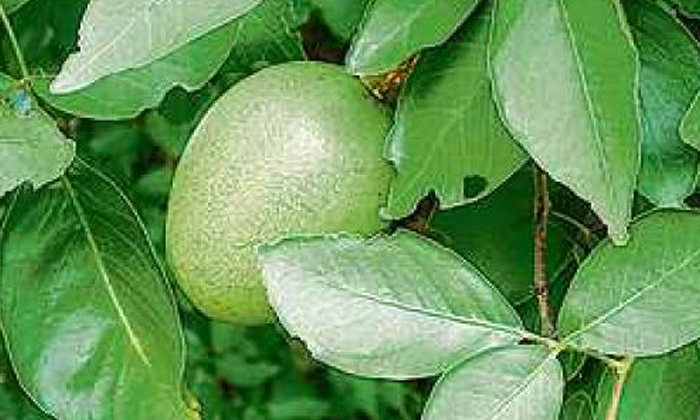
<box><xmin>605</xmin><ymin>357</ymin><xmax>633</xmax><ymax>420</ymax></box>
<box><xmin>533</xmin><ymin>165</ymin><xmax>555</xmax><ymax>338</ymax></box>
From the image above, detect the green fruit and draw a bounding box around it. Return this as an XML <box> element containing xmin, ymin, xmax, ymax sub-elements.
<box><xmin>166</xmin><ymin>61</ymin><xmax>393</xmax><ymax>325</ymax></box>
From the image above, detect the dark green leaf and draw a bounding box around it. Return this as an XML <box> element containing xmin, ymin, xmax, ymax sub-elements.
<box><xmin>260</xmin><ymin>231</ymin><xmax>523</xmax><ymax>379</ymax></box>
<box><xmin>0</xmin><ymin>159</ymin><xmax>196</xmax><ymax>420</ymax></box>
<box><xmin>680</xmin><ymin>91</ymin><xmax>700</xmax><ymax>152</ymax></box>
<box><xmin>306</xmin><ymin>0</ymin><xmax>370</xmax><ymax>41</ymax></box>
<box><xmin>595</xmin><ymin>345</ymin><xmax>700</xmax><ymax>420</ymax></box>
<box><xmin>422</xmin><ymin>346</ymin><xmax>563</xmax><ymax>420</ymax></box>
<box><xmin>669</xmin><ymin>0</ymin><xmax>700</xmax><ymax>17</ymax></box>
<box><xmin>346</xmin><ymin>0</ymin><xmax>480</xmax><ymax>75</ymax></box>
<box><xmin>559</xmin><ymin>210</ymin><xmax>700</xmax><ymax>356</ymax></box>
<box><xmin>1</xmin><ymin>0</ymin><xmax>32</xmax><ymax>13</ymax></box>
<box><xmin>385</xmin><ymin>1</ymin><xmax>526</xmax><ymax>217</ymax></box>
<box><xmin>51</xmin><ymin>0</ymin><xmax>262</xmax><ymax>93</ymax></box>
<box><xmin>490</xmin><ymin>0</ymin><xmax>641</xmax><ymax>244</ymax></box>
<box><xmin>626</xmin><ymin>0</ymin><xmax>700</xmax><ymax>207</ymax></box>
<box><xmin>432</xmin><ymin>168</ymin><xmax>572</xmax><ymax>304</ymax></box>
<box><xmin>560</xmin><ymin>391</ymin><xmax>594</xmax><ymax>420</ymax></box>
<box><xmin>36</xmin><ymin>0</ymin><xmax>303</xmax><ymax>120</ymax></box>
<box><xmin>0</xmin><ymin>102</ymin><xmax>74</xmax><ymax>198</ymax></box>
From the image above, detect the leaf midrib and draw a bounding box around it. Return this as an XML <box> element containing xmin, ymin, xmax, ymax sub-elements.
<box><xmin>556</xmin><ymin>0</ymin><xmax>617</xmax><ymax>217</ymax></box>
<box><xmin>565</xmin><ymin>244</ymin><xmax>700</xmax><ymax>343</ymax></box>
<box><xmin>61</xmin><ymin>175</ymin><xmax>151</xmax><ymax>366</ymax></box>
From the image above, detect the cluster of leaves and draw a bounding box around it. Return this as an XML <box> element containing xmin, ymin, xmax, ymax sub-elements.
<box><xmin>3</xmin><ymin>0</ymin><xmax>700</xmax><ymax>420</ymax></box>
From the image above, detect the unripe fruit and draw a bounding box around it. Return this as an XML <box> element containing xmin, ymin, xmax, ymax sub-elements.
<box><xmin>166</xmin><ymin>62</ymin><xmax>393</xmax><ymax>325</ymax></box>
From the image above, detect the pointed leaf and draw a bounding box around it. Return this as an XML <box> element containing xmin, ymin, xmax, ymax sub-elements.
<box><xmin>346</xmin><ymin>0</ymin><xmax>480</xmax><ymax>75</ymax></box>
<box><xmin>422</xmin><ymin>346</ymin><xmax>563</xmax><ymax>420</ymax></box>
<box><xmin>260</xmin><ymin>231</ymin><xmax>523</xmax><ymax>379</ymax></box>
<box><xmin>0</xmin><ymin>159</ymin><xmax>195</xmax><ymax>420</ymax></box>
<box><xmin>595</xmin><ymin>345</ymin><xmax>700</xmax><ymax>420</ymax></box>
<box><xmin>490</xmin><ymin>0</ymin><xmax>641</xmax><ymax>244</ymax></box>
<box><xmin>559</xmin><ymin>210</ymin><xmax>700</xmax><ymax>356</ymax></box>
<box><xmin>626</xmin><ymin>0</ymin><xmax>700</xmax><ymax>207</ymax></box>
<box><xmin>50</xmin><ymin>0</ymin><xmax>262</xmax><ymax>93</ymax></box>
<box><xmin>384</xmin><ymin>1</ymin><xmax>526</xmax><ymax>217</ymax></box>
<box><xmin>35</xmin><ymin>0</ymin><xmax>303</xmax><ymax>120</ymax></box>
<box><xmin>0</xmin><ymin>102</ymin><xmax>74</xmax><ymax>198</ymax></box>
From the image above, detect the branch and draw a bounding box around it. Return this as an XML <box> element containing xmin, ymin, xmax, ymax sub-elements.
<box><xmin>533</xmin><ymin>165</ymin><xmax>555</xmax><ymax>337</ymax></box>
<box><xmin>605</xmin><ymin>357</ymin><xmax>634</xmax><ymax>420</ymax></box>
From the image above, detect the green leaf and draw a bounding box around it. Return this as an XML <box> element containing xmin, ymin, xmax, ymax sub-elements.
<box><xmin>669</xmin><ymin>0</ymin><xmax>700</xmax><ymax>17</ymax></box>
<box><xmin>490</xmin><ymin>0</ymin><xmax>641</xmax><ymax>244</ymax></box>
<box><xmin>260</xmin><ymin>230</ymin><xmax>523</xmax><ymax>379</ymax></box>
<box><xmin>558</xmin><ymin>210</ymin><xmax>700</xmax><ymax>356</ymax></box>
<box><xmin>422</xmin><ymin>346</ymin><xmax>563</xmax><ymax>420</ymax></box>
<box><xmin>346</xmin><ymin>0</ymin><xmax>480</xmax><ymax>75</ymax></box>
<box><xmin>36</xmin><ymin>0</ymin><xmax>302</xmax><ymax>120</ymax></box>
<box><xmin>594</xmin><ymin>345</ymin><xmax>700</xmax><ymax>420</ymax></box>
<box><xmin>432</xmin><ymin>168</ymin><xmax>572</xmax><ymax>304</ymax></box>
<box><xmin>306</xmin><ymin>0</ymin><xmax>370</xmax><ymax>41</ymax></box>
<box><xmin>0</xmin><ymin>159</ymin><xmax>196</xmax><ymax>420</ymax></box>
<box><xmin>680</xmin><ymin>91</ymin><xmax>700</xmax><ymax>152</ymax></box>
<box><xmin>560</xmin><ymin>391</ymin><xmax>594</xmax><ymax>420</ymax></box>
<box><xmin>50</xmin><ymin>0</ymin><xmax>262</xmax><ymax>93</ymax></box>
<box><xmin>1</xmin><ymin>0</ymin><xmax>32</xmax><ymax>14</ymax></box>
<box><xmin>384</xmin><ymin>1</ymin><xmax>526</xmax><ymax>217</ymax></box>
<box><xmin>0</xmin><ymin>344</ymin><xmax>51</xmax><ymax>420</ymax></box>
<box><xmin>626</xmin><ymin>0</ymin><xmax>700</xmax><ymax>207</ymax></box>
<box><xmin>0</xmin><ymin>103</ymin><xmax>75</xmax><ymax>198</ymax></box>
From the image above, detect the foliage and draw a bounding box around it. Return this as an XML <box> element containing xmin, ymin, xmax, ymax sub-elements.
<box><xmin>1</xmin><ymin>0</ymin><xmax>700</xmax><ymax>419</ymax></box>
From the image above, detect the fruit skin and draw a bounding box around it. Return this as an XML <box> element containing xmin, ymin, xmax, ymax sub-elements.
<box><xmin>166</xmin><ymin>61</ymin><xmax>393</xmax><ymax>325</ymax></box>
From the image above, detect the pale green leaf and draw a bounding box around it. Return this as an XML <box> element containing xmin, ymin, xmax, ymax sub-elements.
<box><xmin>559</xmin><ymin>210</ymin><xmax>700</xmax><ymax>356</ymax></box>
<box><xmin>35</xmin><ymin>0</ymin><xmax>303</xmax><ymax>120</ymax></box>
<box><xmin>0</xmin><ymin>159</ymin><xmax>196</xmax><ymax>420</ymax></box>
<box><xmin>627</xmin><ymin>0</ymin><xmax>700</xmax><ymax>207</ymax></box>
<box><xmin>0</xmin><ymin>103</ymin><xmax>75</xmax><ymax>198</ymax></box>
<box><xmin>260</xmin><ymin>230</ymin><xmax>523</xmax><ymax>379</ymax></box>
<box><xmin>490</xmin><ymin>0</ymin><xmax>641</xmax><ymax>244</ymax></box>
<box><xmin>422</xmin><ymin>346</ymin><xmax>563</xmax><ymax>420</ymax></box>
<box><xmin>594</xmin><ymin>345</ymin><xmax>700</xmax><ymax>420</ymax></box>
<box><xmin>51</xmin><ymin>0</ymin><xmax>262</xmax><ymax>93</ymax></box>
<box><xmin>384</xmin><ymin>1</ymin><xmax>526</xmax><ymax>217</ymax></box>
<box><xmin>346</xmin><ymin>0</ymin><xmax>480</xmax><ymax>75</ymax></box>
<box><xmin>560</xmin><ymin>391</ymin><xmax>594</xmax><ymax>420</ymax></box>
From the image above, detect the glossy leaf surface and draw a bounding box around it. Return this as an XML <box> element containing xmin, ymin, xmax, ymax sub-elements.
<box><xmin>260</xmin><ymin>231</ymin><xmax>523</xmax><ymax>379</ymax></box>
<box><xmin>346</xmin><ymin>0</ymin><xmax>480</xmax><ymax>75</ymax></box>
<box><xmin>385</xmin><ymin>1</ymin><xmax>526</xmax><ymax>217</ymax></box>
<box><xmin>627</xmin><ymin>0</ymin><xmax>700</xmax><ymax>206</ymax></box>
<box><xmin>422</xmin><ymin>346</ymin><xmax>563</xmax><ymax>420</ymax></box>
<box><xmin>51</xmin><ymin>0</ymin><xmax>262</xmax><ymax>93</ymax></box>
<box><xmin>559</xmin><ymin>210</ymin><xmax>700</xmax><ymax>356</ymax></box>
<box><xmin>0</xmin><ymin>159</ymin><xmax>194</xmax><ymax>420</ymax></box>
<box><xmin>491</xmin><ymin>0</ymin><xmax>641</xmax><ymax>244</ymax></box>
